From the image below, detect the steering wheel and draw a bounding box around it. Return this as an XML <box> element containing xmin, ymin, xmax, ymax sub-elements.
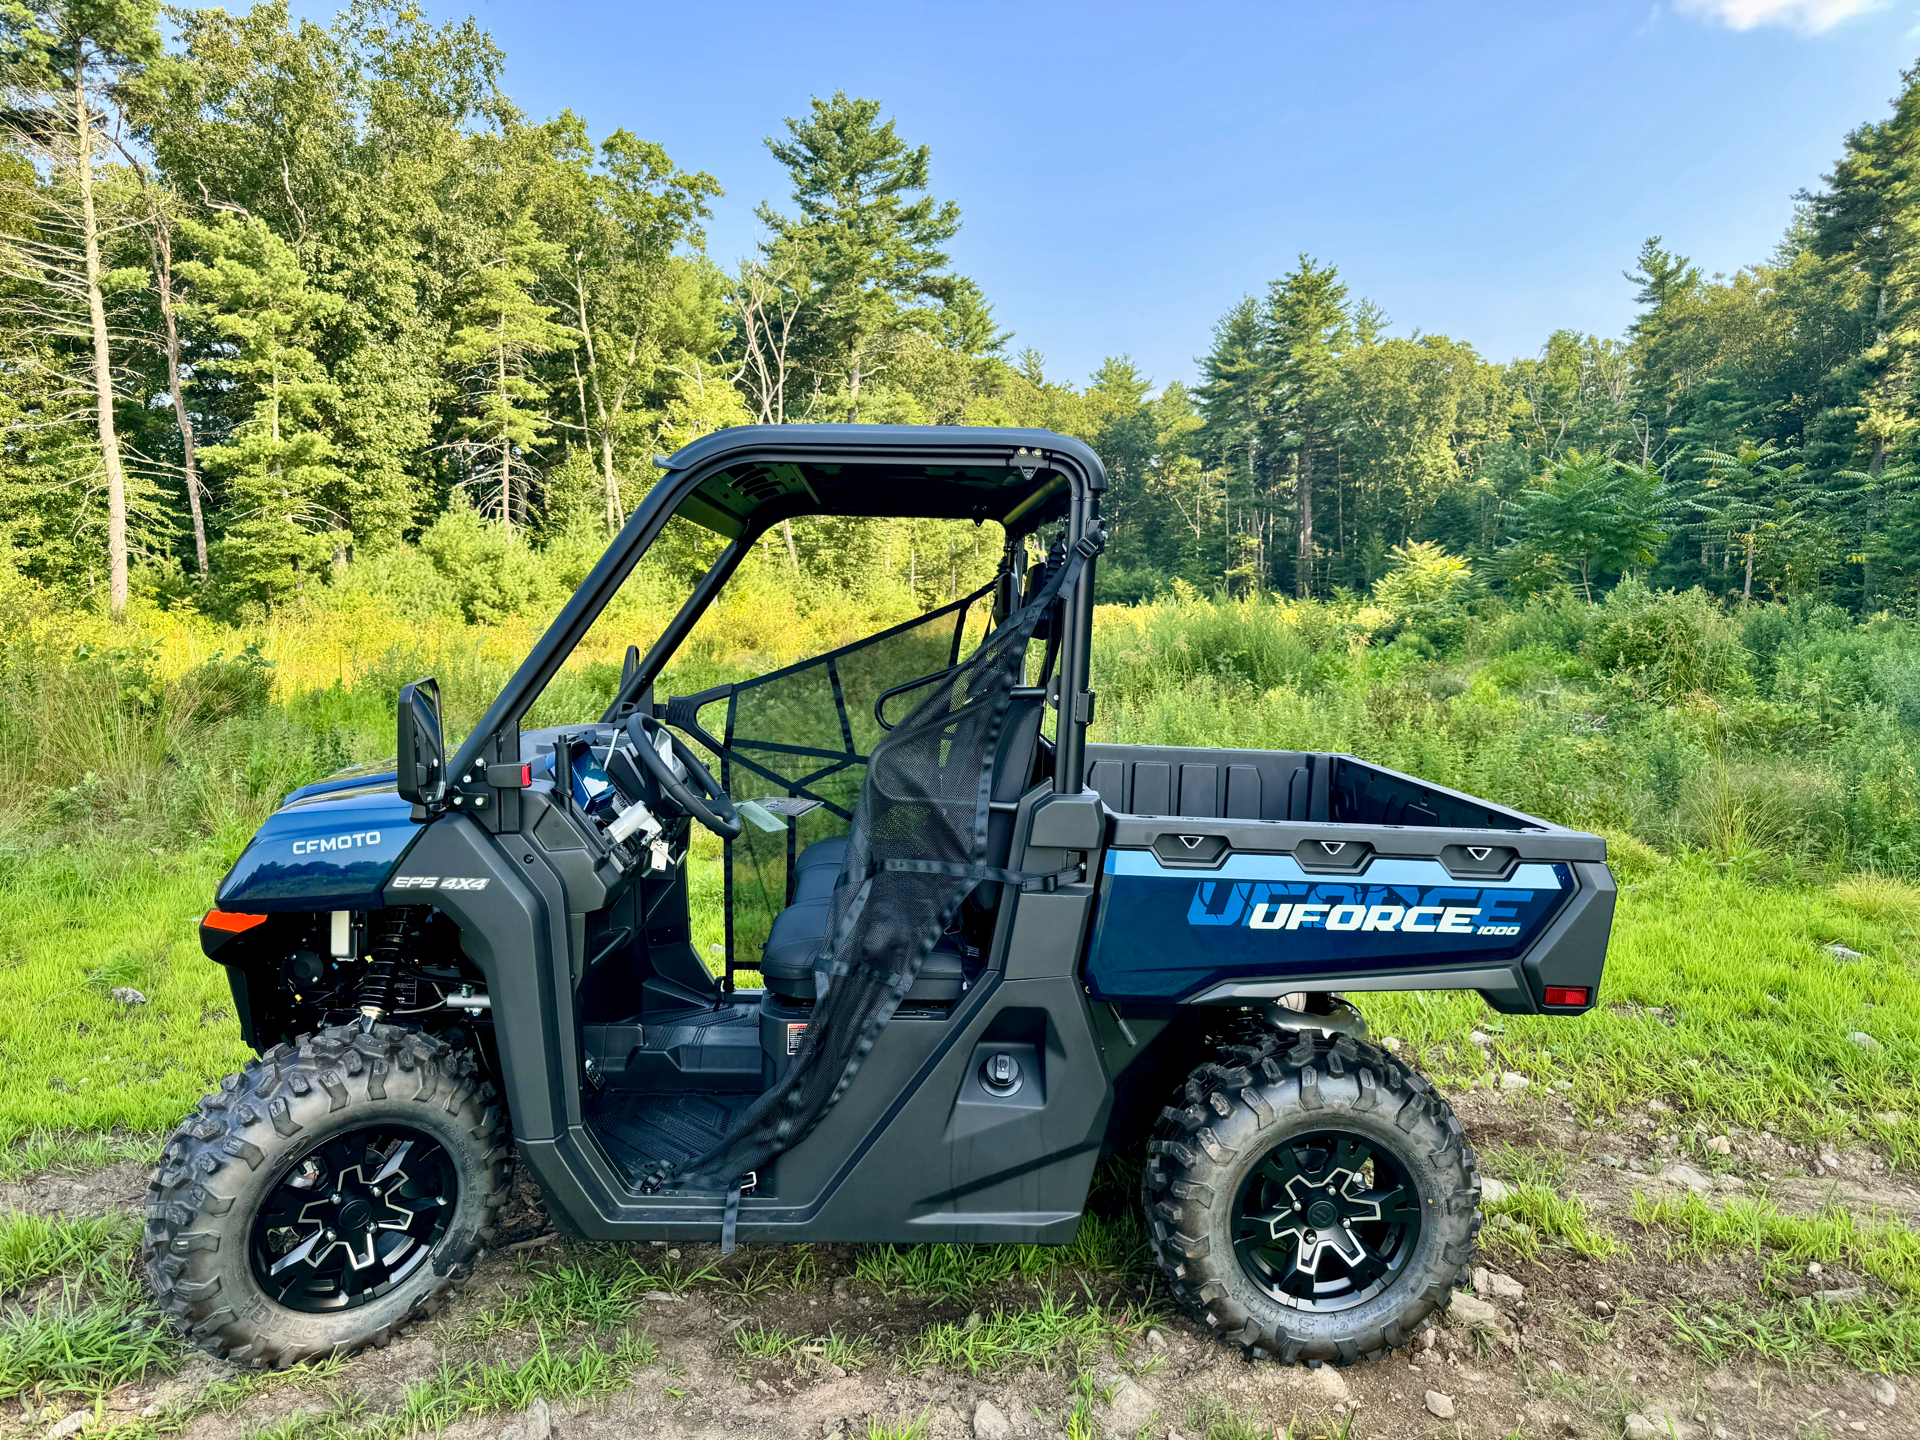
<box><xmin>623</xmin><ymin>715</ymin><xmax>741</xmax><ymax>841</ymax></box>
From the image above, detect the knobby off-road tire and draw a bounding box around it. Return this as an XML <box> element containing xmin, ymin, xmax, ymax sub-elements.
<box><xmin>1143</xmin><ymin>1029</ymin><xmax>1481</xmax><ymax>1365</ymax></box>
<box><xmin>143</xmin><ymin>1023</ymin><xmax>512</xmax><ymax>1367</ymax></box>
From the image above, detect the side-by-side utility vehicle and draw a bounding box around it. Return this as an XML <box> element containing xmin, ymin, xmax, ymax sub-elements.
<box><xmin>145</xmin><ymin>427</ymin><xmax>1615</xmax><ymax>1368</ymax></box>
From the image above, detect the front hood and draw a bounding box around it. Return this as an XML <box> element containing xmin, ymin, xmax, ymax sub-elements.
<box><xmin>217</xmin><ymin>783</ymin><xmax>424</xmax><ymax>913</ymax></box>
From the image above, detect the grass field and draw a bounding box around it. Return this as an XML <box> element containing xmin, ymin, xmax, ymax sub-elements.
<box><xmin>0</xmin><ymin>574</ymin><xmax>1912</xmax><ymax>1436</ymax></box>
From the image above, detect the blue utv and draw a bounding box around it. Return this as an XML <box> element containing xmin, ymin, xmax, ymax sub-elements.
<box><xmin>145</xmin><ymin>426</ymin><xmax>1614</xmax><ymax>1369</ymax></box>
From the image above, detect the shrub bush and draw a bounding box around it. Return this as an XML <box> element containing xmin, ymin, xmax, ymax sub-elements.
<box><xmin>1587</xmin><ymin>580</ymin><xmax>1750</xmax><ymax>699</ymax></box>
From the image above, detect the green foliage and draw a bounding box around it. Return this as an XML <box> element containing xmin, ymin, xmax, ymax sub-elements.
<box><xmin>756</xmin><ymin>91</ymin><xmax>964</xmax><ymax>422</ymax></box>
<box><xmin>1629</xmin><ymin>1190</ymin><xmax>1918</xmax><ymax>1294</ymax></box>
<box><xmin>1669</xmin><ymin>1298</ymin><xmax>1919</xmax><ymax>1375</ymax></box>
<box><xmin>416</xmin><ymin>500</ymin><xmax>556</xmax><ymax>624</ymax></box>
<box><xmin>853</xmin><ymin>1213</ymin><xmax>1149</xmax><ymax>1301</ymax></box>
<box><xmin>177</xmin><ymin>211</ymin><xmax>346</xmax><ymax>610</ymax></box>
<box><xmin>1369</xmin><ymin>541</ymin><xmax>1477</xmax><ymax>652</ymax></box>
<box><xmin>444</xmin><ymin>212</ymin><xmax>577</xmax><ymax>525</ymax></box>
<box><xmin>899</xmin><ymin>1289</ymin><xmax>1143</xmax><ymax>1376</ymax></box>
<box><xmin>0</xmin><ymin>1201</ymin><xmax>179</xmax><ymax>1396</ymax></box>
<box><xmin>1505</xmin><ymin>450</ymin><xmax>1669</xmax><ymax>601</ymax></box>
<box><xmin>1586</xmin><ymin>579</ymin><xmax>1751</xmax><ymax>699</ymax></box>
<box><xmin>0</xmin><ymin>7</ymin><xmax>1904</xmax><ymax>626</ymax></box>
<box><xmin>1482</xmin><ymin>1183</ymin><xmax>1619</xmax><ymax>1263</ymax></box>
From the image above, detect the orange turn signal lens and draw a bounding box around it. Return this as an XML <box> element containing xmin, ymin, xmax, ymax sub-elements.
<box><xmin>1543</xmin><ymin>986</ymin><xmax>1588</xmax><ymax>1006</ymax></box>
<box><xmin>203</xmin><ymin>910</ymin><xmax>268</xmax><ymax>933</ymax></box>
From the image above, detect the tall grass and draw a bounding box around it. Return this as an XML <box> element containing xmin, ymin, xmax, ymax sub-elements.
<box><xmin>0</xmin><ymin>553</ymin><xmax>1911</xmax><ymax>1142</ymax></box>
<box><xmin>1092</xmin><ymin>586</ymin><xmax>1917</xmax><ymax>877</ymax></box>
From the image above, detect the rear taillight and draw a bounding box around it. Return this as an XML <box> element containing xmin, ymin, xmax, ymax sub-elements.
<box><xmin>1544</xmin><ymin>986</ymin><xmax>1588</xmax><ymax>1007</ymax></box>
<box><xmin>204</xmin><ymin>910</ymin><xmax>268</xmax><ymax>933</ymax></box>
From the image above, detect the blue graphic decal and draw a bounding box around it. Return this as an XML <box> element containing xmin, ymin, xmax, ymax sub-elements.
<box><xmin>1085</xmin><ymin>849</ymin><xmax>1573</xmax><ymax>1001</ymax></box>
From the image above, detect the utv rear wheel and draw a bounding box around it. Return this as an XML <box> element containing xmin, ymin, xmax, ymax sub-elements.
<box><xmin>143</xmin><ymin>1024</ymin><xmax>511</xmax><ymax>1367</ymax></box>
<box><xmin>1143</xmin><ymin>1030</ymin><xmax>1481</xmax><ymax>1365</ymax></box>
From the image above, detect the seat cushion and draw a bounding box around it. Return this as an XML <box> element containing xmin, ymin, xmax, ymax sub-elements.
<box><xmin>759</xmin><ymin>898</ymin><xmax>831</xmax><ymax>1000</ymax></box>
<box><xmin>815</xmin><ymin>940</ymin><xmax>968</xmax><ymax>1005</ymax></box>
<box><xmin>759</xmin><ymin>889</ymin><xmax>971</xmax><ymax>1005</ymax></box>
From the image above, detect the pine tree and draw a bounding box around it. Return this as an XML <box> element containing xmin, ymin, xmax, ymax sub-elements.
<box><xmin>1623</xmin><ymin>236</ymin><xmax>1705</xmax><ymax>439</ymax></box>
<box><xmin>445</xmin><ymin>214</ymin><xmax>575</xmax><ymax>527</ymax></box>
<box><xmin>758</xmin><ymin>93</ymin><xmax>961</xmax><ymax>420</ymax></box>
<box><xmin>1263</xmin><ymin>256</ymin><xmax>1351</xmax><ymax>595</ymax></box>
<box><xmin>176</xmin><ymin>210</ymin><xmax>341</xmax><ymax>608</ymax></box>
<box><xmin>1804</xmin><ymin>67</ymin><xmax>1918</xmax><ymax>480</ymax></box>
<box><xmin>1196</xmin><ymin>297</ymin><xmax>1265</xmax><ymax>481</ymax></box>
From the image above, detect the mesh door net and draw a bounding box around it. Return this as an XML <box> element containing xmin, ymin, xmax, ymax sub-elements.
<box><xmin>669</xmin><ymin>583</ymin><xmax>996</xmax><ymax>981</ymax></box>
<box><xmin>649</xmin><ymin>531</ymin><xmax>1101</xmax><ymax>1193</ymax></box>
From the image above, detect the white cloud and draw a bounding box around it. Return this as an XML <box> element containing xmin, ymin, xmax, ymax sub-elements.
<box><xmin>1674</xmin><ymin>0</ymin><xmax>1882</xmax><ymax>33</ymax></box>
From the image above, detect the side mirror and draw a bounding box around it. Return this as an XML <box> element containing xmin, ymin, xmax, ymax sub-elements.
<box><xmin>396</xmin><ymin>677</ymin><xmax>446</xmax><ymax>811</ymax></box>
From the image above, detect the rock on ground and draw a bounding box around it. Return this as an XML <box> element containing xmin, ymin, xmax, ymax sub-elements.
<box><xmin>1488</xmin><ymin>1271</ymin><xmax>1525</xmax><ymax>1299</ymax></box>
<box><xmin>1873</xmin><ymin>1377</ymin><xmax>1899</xmax><ymax>1408</ymax></box>
<box><xmin>1625</xmin><ymin>1414</ymin><xmax>1658</xmax><ymax>1439</ymax></box>
<box><xmin>1658</xmin><ymin>1163</ymin><xmax>1714</xmax><ymax>1192</ymax></box>
<box><xmin>1500</xmin><ymin>1071</ymin><xmax>1530</xmax><ymax>1091</ymax></box>
<box><xmin>1302</xmin><ymin>1366</ymin><xmax>1350</xmax><ymax>1404</ymax></box>
<box><xmin>1448</xmin><ymin>1290</ymin><xmax>1503</xmax><ymax>1328</ymax></box>
<box><xmin>1425</xmin><ymin>1390</ymin><xmax>1456</xmax><ymax>1419</ymax></box>
<box><xmin>1480</xmin><ymin>1176</ymin><xmax>1510</xmax><ymax>1204</ymax></box>
<box><xmin>972</xmin><ymin>1398</ymin><xmax>1012</xmax><ymax>1440</ymax></box>
<box><xmin>1105</xmin><ymin>1377</ymin><xmax>1156</xmax><ymax>1435</ymax></box>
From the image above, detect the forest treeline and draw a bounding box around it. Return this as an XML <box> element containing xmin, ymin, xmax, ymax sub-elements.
<box><xmin>0</xmin><ymin>0</ymin><xmax>1913</xmax><ymax>621</ymax></box>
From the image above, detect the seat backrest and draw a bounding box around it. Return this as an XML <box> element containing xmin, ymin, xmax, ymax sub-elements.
<box><xmin>969</xmin><ymin>689</ymin><xmax>1047</xmax><ymax>911</ymax></box>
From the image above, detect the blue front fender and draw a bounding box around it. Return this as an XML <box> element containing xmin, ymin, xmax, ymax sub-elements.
<box><xmin>216</xmin><ymin>785</ymin><xmax>425</xmax><ymax>912</ymax></box>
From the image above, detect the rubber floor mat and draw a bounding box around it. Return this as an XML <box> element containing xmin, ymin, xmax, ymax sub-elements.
<box><xmin>585</xmin><ymin>1090</ymin><xmax>761</xmax><ymax>1186</ymax></box>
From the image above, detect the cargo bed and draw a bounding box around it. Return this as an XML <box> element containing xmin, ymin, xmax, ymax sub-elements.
<box><xmin>1080</xmin><ymin>745</ymin><xmax>1614</xmax><ymax>1015</ymax></box>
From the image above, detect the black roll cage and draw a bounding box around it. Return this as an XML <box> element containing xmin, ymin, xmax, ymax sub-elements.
<box><xmin>446</xmin><ymin>426</ymin><xmax>1108</xmax><ymax>833</ymax></box>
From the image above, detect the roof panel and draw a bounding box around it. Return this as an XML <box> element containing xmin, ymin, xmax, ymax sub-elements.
<box><xmin>656</xmin><ymin>425</ymin><xmax>1102</xmax><ymax>536</ymax></box>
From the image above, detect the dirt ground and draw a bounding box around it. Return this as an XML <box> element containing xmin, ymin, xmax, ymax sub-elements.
<box><xmin>4</xmin><ymin>1085</ymin><xmax>1915</xmax><ymax>1441</ymax></box>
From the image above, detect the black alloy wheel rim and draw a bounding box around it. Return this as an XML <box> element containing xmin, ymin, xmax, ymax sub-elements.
<box><xmin>248</xmin><ymin>1125</ymin><xmax>457</xmax><ymax>1313</ymax></box>
<box><xmin>1233</xmin><ymin>1128</ymin><xmax>1424</xmax><ymax>1312</ymax></box>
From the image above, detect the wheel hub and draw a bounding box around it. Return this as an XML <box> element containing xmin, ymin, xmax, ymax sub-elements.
<box><xmin>249</xmin><ymin>1127</ymin><xmax>456</xmax><ymax>1313</ymax></box>
<box><xmin>1234</xmin><ymin>1127</ymin><xmax>1425</xmax><ymax>1312</ymax></box>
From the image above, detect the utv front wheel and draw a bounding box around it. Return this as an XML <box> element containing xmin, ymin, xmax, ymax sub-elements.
<box><xmin>1144</xmin><ymin>1030</ymin><xmax>1481</xmax><ymax>1365</ymax></box>
<box><xmin>143</xmin><ymin>1024</ymin><xmax>512</xmax><ymax>1366</ymax></box>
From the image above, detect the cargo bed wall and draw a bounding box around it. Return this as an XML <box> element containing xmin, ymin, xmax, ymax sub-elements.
<box><xmin>1083</xmin><ymin>745</ymin><xmax>1538</xmax><ymax>831</ymax></box>
<box><xmin>1079</xmin><ymin>744</ymin><xmax>1615</xmax><ymax>1017</ymax></box>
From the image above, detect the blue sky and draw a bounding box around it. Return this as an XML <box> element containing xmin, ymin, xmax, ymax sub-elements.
<box><xmin>313</xmin><ymin>0</ymin><xmax>1912</xmax><ymax>389</ymax></box>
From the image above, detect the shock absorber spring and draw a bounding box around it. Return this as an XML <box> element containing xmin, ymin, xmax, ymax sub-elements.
<box><xmin>359</xmin><ymin>910</ymin><xmax>407</xmax><ymax>1031</ymax></box>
